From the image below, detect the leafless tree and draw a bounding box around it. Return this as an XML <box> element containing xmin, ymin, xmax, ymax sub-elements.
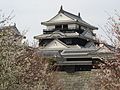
<box><xmin>0</xmin><ymin>10</ymin><xmax>14</xmax><ymax>26</ymax></box>
<box><xmin>0</xmin><ymin>12</ymin><xmax>63</xmax><ymax>90</ymax></box>
<box><xmin>92</xmin><ymin>12</ymin><xmax>120</xmax><ymax>90</ymax></box>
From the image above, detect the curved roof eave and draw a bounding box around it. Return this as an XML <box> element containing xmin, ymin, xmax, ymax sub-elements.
<box><xmin>41</xmin><ymin>7</ymin><xmax>98</xmax><ymax>30</ymax></box>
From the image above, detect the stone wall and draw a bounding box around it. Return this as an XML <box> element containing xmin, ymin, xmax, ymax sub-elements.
<box><xmin>58</xmin><ymin>70</ymin><xmax>97</xmax><ymax>90</ymax></box>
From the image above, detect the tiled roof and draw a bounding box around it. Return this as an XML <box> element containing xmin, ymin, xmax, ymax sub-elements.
<box><xmin>34</xmin><ymin>31</ymin><xmax>79</xmax><ymax>39</ymax></box>
<box><xmin>0</xmin><ymin>25</ymin><xmax>25</xmax><ymax>38</ymax></box>
<box><xmin>34</xmin><ymin>31</ymin><xmax>99</xmax><ymax>43</ymax></box>
<box><xmin>0</xmin><ymin>25</ymin><xmax>20</xmax><ymax>35</ymax></box>
<box><xmin>57</xmin><ymin>61</ymin><xmax>92</xmax><ymax>65</ymax></box>
<box><xmin>60</xmin><ymin>9</ymin><xmax>98</xmax><ymax>29</ymax></box>
<box><xmin>42</xmin><ymin>6</ymin><xmax>98</xmax><ymax>30</ymax></box>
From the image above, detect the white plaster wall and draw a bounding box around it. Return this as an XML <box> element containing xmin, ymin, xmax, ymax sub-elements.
<box><xmin>68</xmin><ymin>24</ymin><xmax>77</xmax><ymax>29</ymax></box>
<box><xmin>50</xmin><ymin>13</ymin><xmax>74</xmax><ymax>22</ymax></box>
<box><xmin>76</xmin><ymin>24</ymin><xmax>80</xmax><ymax>29</ymax></box>
<box><xmin>47</xmin><ymin>25</ymin><xmax>55</xmax><ymax>30</ymax></box>
<box><xmin>45</xmin><ymin>40</ymin><xmax>67</xmax><ymax>49</ymax></box>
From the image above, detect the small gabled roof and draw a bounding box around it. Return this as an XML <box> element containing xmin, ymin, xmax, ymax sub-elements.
<box><xmin>0</xmin><ymin>24</ymin><xmax>26</xmax><ymax>38</ymax></box>
<box><xmin>41</xmin><ymin>6</ymin><xmax>98</xmax><ymax>30</ymax></box>
<box><xmin>0</xmin><ymin>25</ymin><xmax>20</xmax><ymax>35</ymax></box>
<box><xmin>44</xmin><ymin>39</ymin><xmax>69</xmax><ymax>49</ymax></box>
<box><xmin>97</xmin><ymin>43</ymin><xmax>115</xmax><ymax>53</ymax></box>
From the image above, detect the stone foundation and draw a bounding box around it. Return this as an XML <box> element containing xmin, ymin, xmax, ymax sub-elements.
<box><xmin>58</xmin><ymin>70</ymin><xmax>97</xmax><ymax>90</ymax></box>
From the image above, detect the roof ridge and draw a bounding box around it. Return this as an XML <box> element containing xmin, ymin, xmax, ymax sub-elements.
<box><xmin>58</xmin><ymin>6</ymin><xmax>82</xmax><ymax>20</ymax></box>
<box><xmin>59</xmin><ymin>9</ymin><xmax>82</xmax><ymax>20</ymax></box>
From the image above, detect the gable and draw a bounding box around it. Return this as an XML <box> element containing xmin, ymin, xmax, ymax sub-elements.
<box><xmin>85</xmin><ymin>42</ymin><xmax>96</xmax><ymax>48</ymax></box>
<box><xmin>83</xmin><ymin>30</ymin><xmax>93</xmax><ymax>38</ymax></box>
<box><xmin>98</xmin><ymin>45</ymin><xmax>112</xmax><ymax>52</ymax></box>
<box><xmin>45</xmin><ymin>40</ymin><xmax>68</xmax><ymax>49</ymax></box>
<box><xmin>48</xmin><ymin>13</ymin><xmax>74</xmax><ymax>22</ymax></box>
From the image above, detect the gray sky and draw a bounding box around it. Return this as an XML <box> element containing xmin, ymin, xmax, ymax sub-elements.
<box><xmin>0</xmin><ymin>0</ymin><xmax>120</xmax><ymax>43</ymax></box>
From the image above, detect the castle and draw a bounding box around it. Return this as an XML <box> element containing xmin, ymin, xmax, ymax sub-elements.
<box><xmin>34</xmin><ymin>6</ymin><xmax>113</xmax><ymax>72</ymax></box>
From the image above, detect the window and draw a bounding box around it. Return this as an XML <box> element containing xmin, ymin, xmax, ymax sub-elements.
<box><xmin>79</xmin><ymin>25</ymin><xmax>81</xmax><ymax>29</ymax></box>
<box><xmin>65</xmin><ymin>39</ymin><xmax>72</xmax><ymax>45</ymax></box>
<box><xmin>63</xmin><ymin>24</ymin><xmax>68</xmax><ymax>29</ymax></box>
<box><xmin>55</xmin><ymin>24</ymin><xmax>68</xmax><ymax>30</ymax></box>
<box><xmin>55</xmin><ymin>25</ymin><xmax>62</xmax><ymax>30</ymax></box>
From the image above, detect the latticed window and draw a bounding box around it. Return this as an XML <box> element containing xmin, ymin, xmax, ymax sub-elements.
<box><xmin>65</xmin><ymin>39</ymin><xmax>72</xmax><ymax>44</ymax></box>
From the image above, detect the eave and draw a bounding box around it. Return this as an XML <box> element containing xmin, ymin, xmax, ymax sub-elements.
<box><xmin>57</xmin><ymin>61</ymin><xmax>92</xmax><ymax>65</ymax></box>
<box><xmin>34</xmin><ymin>34</ymin><xmax>99</xmax><ymax>43</ymax></box>
<box><xmin>41</xmin><ymin>21</ymin><xmax>98</xmax><ymax>30</ymax></box>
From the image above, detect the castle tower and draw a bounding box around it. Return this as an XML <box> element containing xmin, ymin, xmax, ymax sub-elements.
<box><xmin>34</xmin><ymin>6</ymin><xmax>113</xmax><ymax>72</ymax></box>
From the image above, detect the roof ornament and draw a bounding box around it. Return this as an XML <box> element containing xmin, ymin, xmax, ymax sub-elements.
<box><xmin>78</xmin><ymin>12</ymin><xmax>80</xmax><ymax>17</ymax></box>
<box><xmin>78</xmin><ymin>12</ymin><xmax>82</xmax><ymax>19</ymax></box>
<box><xmin>60</xmin><ymin>5</ymin><xmax>63</xmax><ymax>10</ymax></box>
<box><xmin>14</xmin><ymin>23</ymin><xmax>16</xmax><ymax>26</ymax></box>
<box><xmin>59</xmin><ymin>5</ymin><xmax>63</xmax><ymax>13</ymax></box>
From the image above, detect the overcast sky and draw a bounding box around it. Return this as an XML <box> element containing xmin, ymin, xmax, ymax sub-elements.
<box><xmin>0</xmin><ymin>0</ymin><xmax>120</xmax><ymax>43</ymax></box>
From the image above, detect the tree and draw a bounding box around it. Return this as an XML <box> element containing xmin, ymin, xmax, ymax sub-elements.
<box><xmin>92</xmin><ymin>12</ymin><xmax>120</xmax><ymax>90</ymax></box>
<box><xmin>0</xmin><ymin>10</ymin><xmax>14</xmax><ymax>26</ymax></box>
<box><xmin>0</xmin><ymin>12</ymin><xmax>63</xmax><ymax>90</ymax></box>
